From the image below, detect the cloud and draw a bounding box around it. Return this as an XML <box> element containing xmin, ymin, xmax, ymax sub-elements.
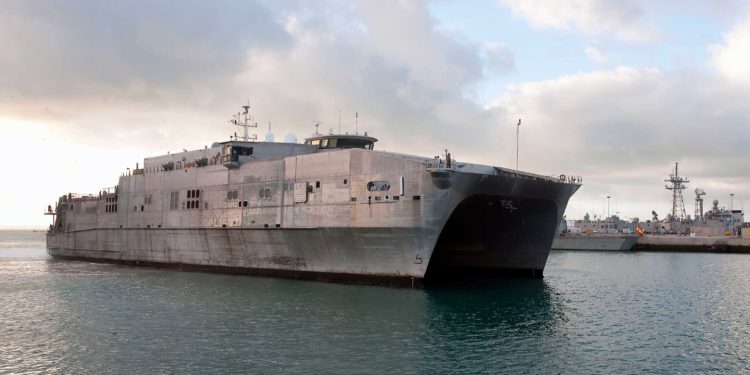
<box><xmin>491</xmin><ymin>66</ymin><xmax>750</xmax><ymax>219</ymax></box>
<box><xmin>710</xmin><ymin>15</ymin><xmax>750</xmax><ymax>85</ymax></box>
<box><xmin>498</xmin><ymin>0</ymin><xmax>658</xmax><ymax>43</ymax></box>
<box><xmin>0</xmin><ymin>0</ymin><xmax>291</xmax><ymax>100</ymax></box>
<box><xmin>584</xmin><ymin>46</ymin><xmax>608</xmax><ymax>64</ymax></box>
<box><xmin>0</xmin><ymin>0</ymin><xmax>505</xmax><ymax>156</ymax></box>
<box><xmin>483</xmin><ymin>43</ymin><xmax>515</xmax><ymax>74</ymax></box>
<box><xmin>232</xmin><ymin>0</ymin><xmax>505</xmax><ymax>159</ymax></box>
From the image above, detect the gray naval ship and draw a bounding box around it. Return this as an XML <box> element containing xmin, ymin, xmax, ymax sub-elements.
<box><xmin>46</xmin><ymin>106</ymin><xmax>582</xmax><ymax>287</ymax></box>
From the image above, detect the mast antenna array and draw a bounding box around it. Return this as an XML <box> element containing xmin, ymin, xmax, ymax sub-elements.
<box><xmin>665</xmin><ymin>162</ymin><xmax>689</xmax><ymax>222</ymax></box>
<box><xmin>229</xmin><ymin>103</ymin><xmax>258</xmax><ymax>141</ymax></box>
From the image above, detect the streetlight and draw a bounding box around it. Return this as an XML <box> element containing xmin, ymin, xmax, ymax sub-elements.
<box><xmin>516</xmin><ymin>118</ymin><xmax>521</xmax><ymax>172</ymax></box>
<box><xmin>730</xmin><ymin>193</ymin><xmax>735</xmax><ymax>235</ymax></box>
<box><xmin>607</xmin><ymin>195</ymin><xmax>612</xmax><ymax>220</ymax></box>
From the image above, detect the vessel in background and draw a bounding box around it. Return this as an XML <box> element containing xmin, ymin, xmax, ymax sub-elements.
<box><xmin>551</xmin><ymin>234</ymin><xmax>637</xmax><ymax>251</ymax></box>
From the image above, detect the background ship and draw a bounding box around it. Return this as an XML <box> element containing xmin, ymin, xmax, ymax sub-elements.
<box><xmin>46</xmin><ymin>106</ymin><xmax>581</xmax><ymax>286</ymax></box>
<box><xmin>553</xmin><ymin>162</ymin><xmax>747</xmax><ymax>252</ymax></box>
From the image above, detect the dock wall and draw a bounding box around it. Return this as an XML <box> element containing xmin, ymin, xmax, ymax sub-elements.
<box><xmin>636</xmin><ymin>236</ymin><xmax>750</xmax><ymax>253</ymax></box>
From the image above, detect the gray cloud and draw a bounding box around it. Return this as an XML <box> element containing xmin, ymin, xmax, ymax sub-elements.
<box><xmin>483</xmin><ymin>43</ymin><xmax>515</xmax><ymax>74</ymax></box>
<box><xmin>1</xmin><ymin>0</ymin><xmax>505</xmax><ymax>157</ymax></box>
<box><xmin>492</xmin><ymin>66</ymin><xmax>750</xmax><ymax>218</ymax></box>
<box><xmin>497</xmin><ymin>0</ymin><xmax>657</xmax><ymax>43</ymax></box>
<box><xmin>0</xmin><ymin>0</ymin><xmax>291</xmax><ymax>100</ymax></box>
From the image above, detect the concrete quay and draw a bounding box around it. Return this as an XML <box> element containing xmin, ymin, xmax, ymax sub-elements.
<box><xmin>635</xmin><ymin>236</ymin><xmax>750</xmax><ymax>253</ymax></box>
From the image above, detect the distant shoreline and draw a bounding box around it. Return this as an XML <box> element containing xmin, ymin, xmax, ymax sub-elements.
<box><xmin>0</xmin><ymin>228</ymin><xmax>47</xmax><ymax>232</ymax></box>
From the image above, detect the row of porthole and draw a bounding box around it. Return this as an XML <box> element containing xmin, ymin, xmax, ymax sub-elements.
<box><xmin>186</xmin><ymin>200</ymin><xmax>202</xmax><ymax>209</ymax></box>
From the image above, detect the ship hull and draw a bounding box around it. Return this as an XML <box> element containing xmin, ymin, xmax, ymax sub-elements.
<box><xmin>47</xmin><ymin>171</ymin><xmax>577</xmax><ymax>287</ymax></box>
<box><xmin>46</xmin><ymin>145</ymin><xmax>580</xmax><ymax>287</ymax></box>
<box><xmin>47</xmin><ymin>227</ymin><xmax>436</xmax><ymax>287</ymax></box>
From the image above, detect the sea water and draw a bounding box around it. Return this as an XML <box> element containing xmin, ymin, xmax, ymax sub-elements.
<box><xmin>1</xmin><ymin>230</ymin><xmax>749</xmax><ymax>374</ymax></box>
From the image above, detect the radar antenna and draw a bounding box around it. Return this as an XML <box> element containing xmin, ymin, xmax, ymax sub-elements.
<box><xmin>312</xmin><ymin>121</ymin><xmax>323</xmax><ymax>135</ymax></box>
<box><xmin>665</xmin><ymin>162</ymin><xmax>689</xmax><ymax>222</ymax></box>
<box><xmin>694</xmin><ymin>188</ymin><xmax>706</xmax><ymax>222</ymax></box>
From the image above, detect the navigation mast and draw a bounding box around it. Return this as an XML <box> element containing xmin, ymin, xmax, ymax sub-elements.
<box><xmin>229</xmin><ymin>103</ymin><xmax>258</xmax><ymax>141</ymax></box>
<box><xmin>665</xmin><ymin>162</ymin><xmax>689</xmax><ymax>222</ymax></box>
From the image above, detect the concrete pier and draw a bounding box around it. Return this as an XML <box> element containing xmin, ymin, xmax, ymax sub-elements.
<box><xmin>635</xmin><ymin>236</ymin><xmax>750</xmax><ymax>253</ymax></box>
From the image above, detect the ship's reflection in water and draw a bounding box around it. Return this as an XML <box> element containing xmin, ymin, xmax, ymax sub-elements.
<box><xmin>419</xmin><ymin>279</ymin><xmax>573</xmax><ymax>373</ymax></box>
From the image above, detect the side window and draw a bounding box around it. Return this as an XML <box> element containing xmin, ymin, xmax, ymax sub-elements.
<box><xmin>366</xmin><ymin>181</ymin><xmax>391</xmax><ymax>192</ymax></box>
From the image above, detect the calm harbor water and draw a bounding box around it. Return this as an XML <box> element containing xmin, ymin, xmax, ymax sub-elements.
<box><xmin>1</xmin><ymin>230</ymin><xmax>749</xmax><ymax>374</ymax></box>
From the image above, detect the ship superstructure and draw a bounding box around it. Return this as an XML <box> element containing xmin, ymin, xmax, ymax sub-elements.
<box><xmin>46</xmin><ymin>106</ymin><xmax>581</xmax><ymax>286</ymax></box>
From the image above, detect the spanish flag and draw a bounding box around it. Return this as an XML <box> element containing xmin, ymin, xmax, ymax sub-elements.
<box><xmin>636</xmin><ymin>226</ymin><xmax>644</xmax><ymax>236</ymax></box>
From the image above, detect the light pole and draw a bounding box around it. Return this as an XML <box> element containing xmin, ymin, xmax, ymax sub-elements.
<box><xmin>606</xmin><ymin>195</ymin><xmax>611</xmax><ymax>230</ymax></box>
<box><xmin>730</xmin><ymin>193</ymin><xmax>735</xmax><ymax>235</ymax></box>
<box><xmin>516</xmin><ymin>119</ymin><xmax>521</xmax><ymax>172</ymax></box>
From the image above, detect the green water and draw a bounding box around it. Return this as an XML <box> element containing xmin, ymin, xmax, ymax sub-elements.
<box><xmin>1</xmin><ymin>231</ymin><xmax>749</xmax><ymax>373</ymax></box>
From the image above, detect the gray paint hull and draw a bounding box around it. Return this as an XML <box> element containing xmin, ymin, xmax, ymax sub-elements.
<box><xmin>47</xmin><ymin>145</ymin><xmax>580</xmax><ymax>286</ymax></box>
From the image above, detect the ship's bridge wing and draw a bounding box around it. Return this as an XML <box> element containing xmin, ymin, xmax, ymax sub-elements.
<box><xmin>304</xmin><ymin>134</ymin><xmax>377</xmax><ymax>150</ymax></box>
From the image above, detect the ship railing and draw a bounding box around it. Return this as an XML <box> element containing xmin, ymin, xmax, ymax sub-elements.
<box><xmin>60</xmin><ymin>186</ymin><xmax>118</xmax><ymax>202</ymax></box>
<box><xmin>548</xmin><ymin>174</ymin><xmax>583</xmax><ymax>184</ymax></box>
<box><xmin>423</xmin><ymin>158</ymin><xmax>458</xmax><ymax>170</ymax></box>
<box><xmin>62</xmin><ymin>193</ymin><xmax>99</xmax><ymax>202</ymax></box>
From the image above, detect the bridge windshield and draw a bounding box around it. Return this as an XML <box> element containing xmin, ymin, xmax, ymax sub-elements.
<box><xmin>222</xmin><ymin>144</ymin><xmax>254</xmax><ymax>162</ymax></box>
<box><xmin>305</xmin><ymin>136</ymin><xmax>376</xmax><ymax>150</ymax></box>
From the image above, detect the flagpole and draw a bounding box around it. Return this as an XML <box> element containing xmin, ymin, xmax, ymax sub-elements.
<box><xmin>516</xmin><ymin>118</ymin><xmax>521</xmax><ymax>172</ymax></box>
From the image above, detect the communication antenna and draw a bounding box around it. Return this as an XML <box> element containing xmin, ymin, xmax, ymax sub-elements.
<box><xmin>355</xmin><ymin>112</ymin><xmax>359</xmax><ymax>135</ymax></box>
<box><xmin>665</xmin><ymin>162</ymin><xmax>689</xmax><ymax>222</ymax></box>
<box><xmin>312</xmin><ymin>121</ymin><xmax>322</xmax><ymax>135</ymax></box>
<box><xmin>338</xmin><ymin>110</ymin><xmax>341</xmax><ymax>134</ymax></box>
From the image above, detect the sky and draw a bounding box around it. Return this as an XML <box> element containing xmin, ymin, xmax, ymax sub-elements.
<box><xmin>1</xmin><ymin>0</ymin><xmax>749</xmax><ymax>228</ymax></box>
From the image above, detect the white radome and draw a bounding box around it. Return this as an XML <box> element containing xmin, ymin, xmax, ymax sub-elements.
<box><xmin>284</xmin><ymin>132</ymin><xmax>298</xmax><ymax>144</ymax></box>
